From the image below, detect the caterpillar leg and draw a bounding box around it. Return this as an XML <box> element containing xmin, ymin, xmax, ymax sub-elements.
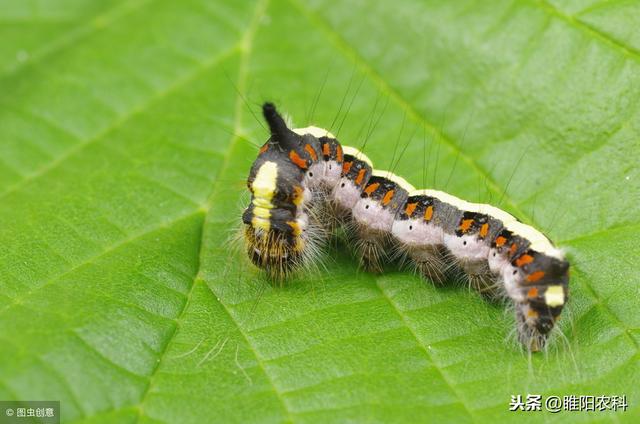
<box><xmin>352</xmin><ymin>226</ymin><xmax>390</xmax><ymax>273</ymax></box>
<box><xmin>456</xmin><ymin>258</ymin><xmax>501</xmax><ymax>298</ymax></box>
<box><xmin>349</xmin><ymin>172</ymin><xmax>413</xmax><ymax>273</ymax></box>
<box><xmin>404</xmin><ymin>245</ymin><xmax>447</xmax><ymax>285</ymax></box>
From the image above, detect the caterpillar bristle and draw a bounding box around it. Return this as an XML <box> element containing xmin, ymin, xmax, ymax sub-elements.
<box><xmin>240</xmin><ymin>101</ymin><xmax>570</xmax><ymax>352</ymax></box>
<box><xmin>352</xmin><ymin>227</ymin><xmax>390</xmax><ymax>273</ymax></box>
<box><xmin>404</xmin><ymin>245</ymin><xmax>448</xmax><ymax>285</ymax></box>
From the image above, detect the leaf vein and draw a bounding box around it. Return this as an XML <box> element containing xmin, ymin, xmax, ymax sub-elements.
<box><xmin>0</xmin><ymin>46</ymin><xmax>239</xmax><ymax>201</ymax></box>
<box><xmin>533</xmin><ymin>0</ymin><xmax>640</xmax><ymax>60</ymax></box>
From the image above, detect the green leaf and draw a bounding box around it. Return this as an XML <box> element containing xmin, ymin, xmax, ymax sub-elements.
<box><xmin>1</xmin><ymin>0</ymin><xmax>638</xmax><ymax>423</ymax></box>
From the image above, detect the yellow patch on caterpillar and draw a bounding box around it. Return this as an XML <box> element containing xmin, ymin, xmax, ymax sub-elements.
<box><xmin>294</xmin><ymin>236</ymin><xmax>305</xmax><ymax>252</ymax></box>
<box><xmin>251</xmin><ymin>161</ymin><xmax>278</xmax><ymax>231</ymax></box>
<box><xmin>252</xmin><ymin>199</ymin><xmax>272</xmax><ymax>217</ymax></box>
<box><xmin>252</xmin><ymin>161</ymin><xmax>278</xmax><ymax>199</ymax></box>
<box><xmin>292</xmin><ymin>185</ymin><xmax>304</xmax><ymax>206</ymax></box>
<box><xmin>251</xmin><ymin>216</ymin><xmax>270</xmax><ymax>231</ymax></box>
<box><xmin>545</xmin><ymin>285</ymin><xmax>565</xmax><ymax>307</ymax></box>
<box><xmin>287</xmin><ymin>221</ymin><xmax>302</xmax><ymax>236</ymax></box>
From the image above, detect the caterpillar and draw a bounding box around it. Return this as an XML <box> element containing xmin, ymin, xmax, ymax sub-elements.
<box><xmin>242</xmin><ymin>102</ymin><xmax>569</xmax><ymax>352</ymax></box>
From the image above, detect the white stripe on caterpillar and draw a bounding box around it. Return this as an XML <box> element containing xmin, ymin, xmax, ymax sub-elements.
<box><xmin>371</xmin><ymin>169</ymin><xmax>416</xmax><ymax>192</ymax></box>
<box><xmin>292</xmin><ymin>126</ymin><xmax>336</xmax><ymax>139</ymax></box>
<box><xmin>342</xmin><ymin>145</ymin><xmax>373</xmax><ymax>166</ymax></box>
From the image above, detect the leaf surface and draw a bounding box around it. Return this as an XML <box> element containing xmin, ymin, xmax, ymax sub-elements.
<box><xmin>0</xmin><ymin>0</ymin><xmax>638</xmax><ymax>423</ymax></box>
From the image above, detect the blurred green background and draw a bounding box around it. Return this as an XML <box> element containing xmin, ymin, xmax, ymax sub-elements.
<box><xmin>0</xmin><ymin>0</ymin><xmax>639</xmax><ymax>423</ymax></box>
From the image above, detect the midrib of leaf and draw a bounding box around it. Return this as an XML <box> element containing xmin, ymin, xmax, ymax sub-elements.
<box><xmin>0</xmin><ymin>0</ymin><xmax>153</xmax><ymax>79</ymax></box>
<box><xmin>291</xmin><ymin>0</ymin><xmax>640</xmax><ymax>385</ymax></box>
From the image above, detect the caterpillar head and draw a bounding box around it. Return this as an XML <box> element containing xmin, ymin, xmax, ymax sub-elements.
<box><xmin>508</xmin><ymin>251</ymin><xmax>570</xmax><ymax>350</ymax></box>
<box><xmin>242</xmin><ymin>103</ymin><xmax>317</xmax><ymax>279</ymax></box>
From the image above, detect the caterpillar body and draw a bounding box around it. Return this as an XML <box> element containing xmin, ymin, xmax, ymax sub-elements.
<box><xmin>242</xmin><ymin>103</ymin><xmax>570</xmax><ymax>352</ymax></box>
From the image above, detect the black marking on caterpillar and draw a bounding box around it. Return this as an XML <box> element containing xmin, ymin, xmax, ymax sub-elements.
<box><xmin>242</xmin><ymin>102</ymin><xmax>570</xmax><ymax>352</ymax></box>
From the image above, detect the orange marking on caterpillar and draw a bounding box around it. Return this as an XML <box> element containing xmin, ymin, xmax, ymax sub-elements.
<box><xmin>459</xmin><ymin>219</ymin><xmax>474</xmax><ymax>233</ymax></box>
<box><xmin>355</xmin><ymin>168</ymin><xmax>366</xmax><ymax>186</ymax></box>
<box><xmin>526</xmin><ymin>271</ymin><xmax>545</xmax><ymax>283</ymax></box>
<box><xmin>305</xmin><ymin>144</ymin><xmax>318</xmax><ymax>161</ymax></box>
<box><xmin>289</xmin><ymin>150</ymin><xmax>308</xmax><ymax>169</ymax></box>
<box><xmin>424</xmin><ymin>205</ymin><xmax>434</xmax><ymax>221</ymax></box>
<box><xmin>405</xmin><ymin>202</ymin><xmax>417</xmax><ymax>217</ymax></box>
<box><xmin>259</xmin><ymin>144</ymin><xmax>269</xmax><ymax>154</ymax></box>
<box><xmin>527</xmin><ymin>309</ymin><xmax>539</xmax><ymax>318</ymax></box>
<box><xmin>382</xmin><ymin>190</ymin><xmax>394</xmax><ymax>206</ymax></box>
<box><xmin>515</xmin><ymin>254</ymin><xmax>534</xmax><ymax>267</ymax></box>
<box><xmin>509</xmin><ymin>243</ymin><xmax>518</xmax><ymax>256</ymax></box>
<box><xmin>527</xmin><ymin>287</ymin><xmax>538</xmax><ymax>298</ymax></box>
<box><xmin>495</xmin><ymin>236</ymin><xmax>507</xmax><ymax>247</ymax></box>
<box><xmin>364</xmin><ymin>182</ymin><xmax>380</xmax><ymax>195</ymax></box>
<box><xmin>336</xmin><ymin>145</ymin><xmax>343</xmax><ymax>162</ymax></box>
<box><xmin>479</xmin><ymin>223</ymin><xmax>489</xmax><ymax>238</ymax></box>
<box><xmin>322</xmin><ymin>143</ymin><xmax>330</xmax><ymax>157</ymax></box>
<box><xmin>342</xmin><ymin>161</ymin><xmax>353</xmax><ymax>174</ymax></box>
